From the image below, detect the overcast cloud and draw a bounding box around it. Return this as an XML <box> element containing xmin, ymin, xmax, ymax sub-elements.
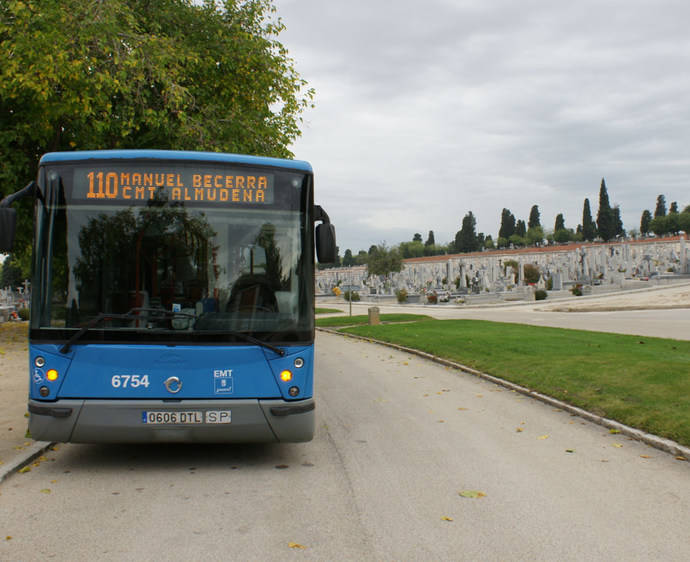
<box><xmin>274</xmin><ymin>0</ymin><xmax>690</xmax><ymax>253</ymax></box>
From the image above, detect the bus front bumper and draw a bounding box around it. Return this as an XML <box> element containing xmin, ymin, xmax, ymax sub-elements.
<box><xmin>28</xmin><ymin>398</ymin><xmax>315</xmax><ymax>444</ymax></box>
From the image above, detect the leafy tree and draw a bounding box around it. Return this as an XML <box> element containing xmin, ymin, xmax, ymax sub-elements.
<box><xmin>1</xmin><ymin>258</ymin><xmax>24</xmax><ymax>289</ymax></box>
<box><xmin>649</xmin><ymin>216</ymin><xmax>668</xmax><ymax>236</ymax></box>
<box><xmin>528</xmin><ymin>205</ymin><xmax>541</xmax><ymax>229</ymax></box>
<box><xmin>666</xmin><ymin>212</ymin><xmax>681</xmax><ymax>235</ymax></box>
<box><xmin>554</xmin><ymin>228</ymin><xmax>573</xmax><ymax>243</ymax></box>
<box><xmin>596</xmin><ymin>178</ymin><xmax>615</xmax><ymax>241</ymax></box>
<box><xmin>526</xmin><ymin>226</ymin><xmax>544</xmax><ymax>246</ymax></box>
<box><xmin>509</xmin><ymin>234</ymin><xmax>526</xmax><ymax>247</ymax></box>
<box><xmin>412</xmin><ymin>233</ymin><xmax>423</xmax><ymax>242</ymax></box>
<box><xmin>523</xmin><ymin>263</ymin><xmax>540</xmax><ymax>284</ymax></box>
<box><xmin>654</xmin><ymin>195</ymin><xmax>667</xmax><ymax>218</ymax></box>
<box><xmin>425</xmin><ymin>230</ymin><xmax>435</xmax><ymax>246</ymax></box>
<box><xmin>498</xmin><ymin>208</ymin><xmax>516</xmax><ymax>240</ymax></box>
<box><xmin>367</xmin><ymin>244</ymin><xmax>402</xmax><ymax>276</ymax></box>
<box><xmin>342</xmin><ymin>249</ymin><xmax>355</xmax><ymax>267</ymax></box>
<box><xmin>355</xmin><ymin>250</ymin><xmax>368</xmax><ymax>265</ymax></box>
<box><xmin>640</xmin><ymin>210</ymin><xmax>652</xmax><ymax>235</ymax></box>
<box><xmin>483</xmin><ymin>235</ymin><xmax>494</xmax><ymax>249</ymax></box>
<box><xmin>669</xmin><ymin>201</ymin><xmax>679</xmax><ymax>214</ymax></box>
<box><xmin>399</xmin><ymin>241</ymin><xmax>425</xmax><ymax>258</ymax></box>
<box><xmin>554</xmin><ymin>213</ymin><xmax>566</xmax><ymax>232</ymax></box>
<box><xmin>455</xmin><ymin>212</ymin><xmax>479</xmax><ymax>253</ymax></box>
<box><xmin>1</xmin><ymin>0</ymin><xmax>314</xmax><ymax>274</ymax></box>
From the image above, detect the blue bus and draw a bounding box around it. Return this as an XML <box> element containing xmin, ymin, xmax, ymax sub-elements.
<box><xmin>0</xmin><ymin>150</ymin><xmax>336</xmax><ymax>443</ymax></box>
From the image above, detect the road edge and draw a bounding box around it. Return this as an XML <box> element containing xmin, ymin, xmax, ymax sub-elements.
<box><xmin>317</xmin><ymin>327</ymin><xmax>690</xmax><ymax>460</ymax></box>
<box><xmin>0</xmin><ymin>441</ymin><xmax>56</xmax><ymax>485</ymax></box>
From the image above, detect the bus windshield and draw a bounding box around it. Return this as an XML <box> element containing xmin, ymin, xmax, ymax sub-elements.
<box><xmin>32</xmin><ymin>160</ymin><xmax>313</xmax><ymax>344</ymax></box>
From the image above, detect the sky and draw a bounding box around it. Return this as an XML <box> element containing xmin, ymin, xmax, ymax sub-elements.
<box><xmin>273</xmin><ymin>0</ymin><xmax>690</xmax><ymax>254</ymax></box>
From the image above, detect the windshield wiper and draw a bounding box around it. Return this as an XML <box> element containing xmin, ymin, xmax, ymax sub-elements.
<box><xmin>221</xmin><ymin>331</ymin><xmax>285</xmax><ymax>357</ymax></box>
<box><xmin>59</xmin><ymin>308</ymin><xmax>195</xmax><ymax>354</ymax></box>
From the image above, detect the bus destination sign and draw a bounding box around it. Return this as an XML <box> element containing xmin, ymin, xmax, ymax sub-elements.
<box><xmin>74</xmin><ymin>167</ymin><xmax>274</xmax><ymax>205</ymax></box>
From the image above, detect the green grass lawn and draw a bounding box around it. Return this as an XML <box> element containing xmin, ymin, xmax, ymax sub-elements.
<box><xmin>316</xmin><ymin>313</ymin><xmax>432</xmax><ymax>328</ymax></box>
<box><xmin>329</xmin><ymin>319</ymin><xmax>690</xmax><ymax>447</ymax></box>
<box><xmin>315</xmin><ymin>307</ymin><xmax>344</xmax><ymax>315</ymax></box>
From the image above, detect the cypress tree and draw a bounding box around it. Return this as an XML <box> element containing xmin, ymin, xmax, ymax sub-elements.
<box><xmin>640</xmin><ymin>210</ymin><xmax>652</xmax><ymax>235</ymax></box>
<box><xmin>528</xmin><ymin>205</ymin><xmax>541</xmax><ymax>229</ymax></box>
<box><xmin>613</xmin><ymin>206</ymin><xmax>625</xmax><ymax>238</ymax></box>
<box><xmin>425</xmin><ymin>230</ymin><xmax>435</xmax><ymax>246</ymax></box>
<box><xmin>654</xmin><ymin>195</ymin><xmax>667</xmax><ymax>218</ymax></box>
<box><xmin>554</xmin><ymin>213</ymin><xmax>566</xmax><ymax>232</ymax></box>
<box><xmin>582</xmin><ymin>198</ymin><xmax>596</xmax><ymax>241</ymax></box>
<box><xmin>455</xmin><ymin>212</ymin><xmax>479</xmax><ymax>253</ymax></box>
<box><xmin>515</xmin><ymin>219</ymin><xmax>527</xmax><ymax>237</ymax></box>
<box><xmin>596</xmin><ymin>178</ymin><xmax>615</xmax><ymax>241</ymax></box>
<box><xmin>498</xmin><ymin>208</ymin><xmax>516</xmax><ymax>240</ymax></box>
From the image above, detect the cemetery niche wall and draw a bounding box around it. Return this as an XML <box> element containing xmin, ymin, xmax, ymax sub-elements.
<box><xmin>316</xmin><ymin>236</ymin><xmax>689</xmax><ymax>304</ymax></box>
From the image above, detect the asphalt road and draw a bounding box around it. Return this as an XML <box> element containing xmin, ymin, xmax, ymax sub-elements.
<box><xmin>1</xmin><ymin>332</ymin><xmax>688</xmax><ymax>561</ymax></box>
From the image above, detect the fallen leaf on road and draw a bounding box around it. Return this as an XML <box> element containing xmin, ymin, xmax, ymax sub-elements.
<box><xmin>516</xmin><ymin>428</ymin><xmax>523</xmax><ymax>433</ymax></box>
<box><xmin>288</xmin><ymin>542</ymin><xmax>307</xmax><ymax>549</ymax></box>
<box><xmin>40</xmin><ymin>489</ymin><xmax>51</xmax><ymax>494</ymax></box>
<box><xmin>612</xmin><ymin>444</ymin><xmax>623</xmax><ymax>448</ymax></box>
<box><xmin>609</xmin><ymin>429</ymin><xmax>620</xmax><ymax>434</ymax></box>
<box><xmin>441</xmin><ymin>516</ymin><xmax>454</xmax><ymax>521</ymax></box>
<box><xmin>640</xmin><ymin>455</ymin><xmax>651</xmax><ymax>459</ymax></box>
<box><xmin>676</xmin><ymin>456</ymin><xmax>687</xmax><ymax>462</ymax></box>
<box><xmin>18</xmin><ymin>466</ymin><xmax>31</xmax><ymax>473</ymax></box>
<box><xmin>565</xmin><ymin>449</ymin><xmax>575</xmax><ymax>453</ymax></box>
<box><xmin>459</xmin><ymin>490</ymin><xmax>486</xmax><ymax>499</ymax></box>
<box><xmin>538</xmin><ymin>435</ymin><xmax>549</xmax><ymax>440</ymax></box>
<box><xmin>5</xmin><ymin>536</ymin><xmax>11</xmax><ymax>541</ymax></box>
<box><xmin>457</xmin><ymin>407</ymin><xmax>468</xmax><ymax>411</ymax></box>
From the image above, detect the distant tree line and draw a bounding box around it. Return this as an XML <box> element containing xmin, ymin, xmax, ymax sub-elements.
<box><xmin>324</xmin><ymin>177</ymin><xmax>690</xmax><ymax>271</ymax></box>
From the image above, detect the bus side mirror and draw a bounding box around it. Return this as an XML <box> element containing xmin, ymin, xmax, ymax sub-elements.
<box><xmin>0</xmin><ymin>207</ymin><xmax>17</xmax><ymax>253</ymax></box>
<box><xmin>316</xmin><ymin>222</ymin><xmax>336</xmax><ymax>263</ymax></box>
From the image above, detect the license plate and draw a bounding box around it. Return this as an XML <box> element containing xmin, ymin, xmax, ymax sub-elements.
<box><xmin>142</xmin><ymin>410</ymin><xmax>231</xmax><ymax>425</ymax></box>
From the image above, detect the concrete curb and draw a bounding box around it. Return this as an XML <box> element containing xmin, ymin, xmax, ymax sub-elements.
<box><xmin>0</xmin><ymin>441</ymin><xmax>56</xmax><ymax>485</ymax></box>
<box><xmin>317</xmin><ymin>327</ymin><xmax>690</xmax><ymax>460</ymax></box>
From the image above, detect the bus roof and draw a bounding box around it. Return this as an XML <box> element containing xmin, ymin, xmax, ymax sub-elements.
<box><xmin>39</xmin><ymin>150</ymin><xmax>313</xmax><ymax>172</ymax></box>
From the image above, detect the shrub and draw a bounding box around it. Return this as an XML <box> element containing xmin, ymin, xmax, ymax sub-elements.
<box><xmin>344</xmin><ymin>290</ymin><xmax>360</xmax><ymax>302</ymax></box>
<box><xmin>426</xmin><ymin>292</ymin><xmax>438</xmax><ymax>304</ymax></box>
<box><xmin>523</xmin><ymin>263</ymin><xmax>540</xmax><ymax>284</ymax></box>
<box><xmin>571</xmin><ymin>285</ymin><xmax>583</xmax><ymax>296</ymax></box>
<box><xmin>534</xmin><ymin>289</ymin><xmax>547</xmax><ymax>301</ymax></box>
<box><xmin>396</xmin><ymin>288</ymin><xmax>408</xmax><ymax>303</ymax></box>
